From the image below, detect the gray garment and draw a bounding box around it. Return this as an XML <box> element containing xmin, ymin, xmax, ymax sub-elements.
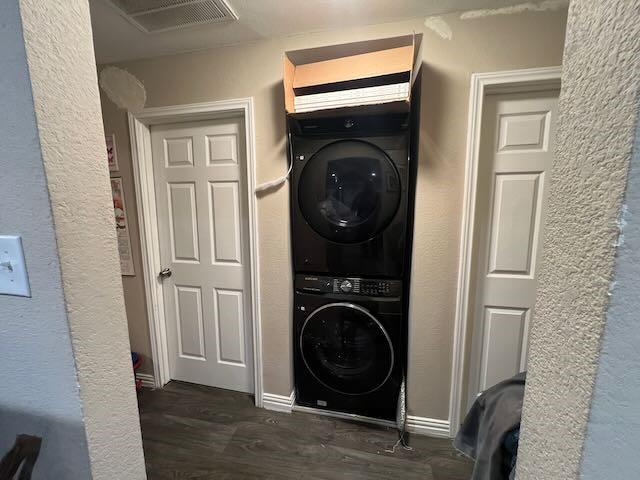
<box><xmin>453</xmin><ymin>372</ymin><xmax>526</xmax><ymax>480</ymax></box>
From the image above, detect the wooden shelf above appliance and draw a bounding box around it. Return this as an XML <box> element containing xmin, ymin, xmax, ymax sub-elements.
<box><xmin>283</xmin><ymin>33</ymin><xmax>422</xmax><ymax>115</ymax></box>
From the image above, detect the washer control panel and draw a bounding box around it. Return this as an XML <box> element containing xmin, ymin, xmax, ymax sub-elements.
<box><xmin>296</xmin><ymin>275</ymin><xmax>401</xmax><ymax>297</ymax></box>
<box><xmin>360</xmin><ymin>279</ymin><xmax>395</xmax><ymax>296</ymax></box>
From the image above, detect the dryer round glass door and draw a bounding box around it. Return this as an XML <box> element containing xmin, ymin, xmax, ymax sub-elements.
<box><xmin>300</xmin><ymin>302</ymin><xmax>394</xmax><ymax>395</ymax></box>
<box><xmin>298</xmin><ymin>140</ymin><xmax>401</xmax><ymax>244</ymax></box>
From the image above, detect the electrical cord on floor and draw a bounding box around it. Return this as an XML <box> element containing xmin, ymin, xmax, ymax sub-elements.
<box><xmin>385</xmin><ymin>431</ymin><xmax>413</xmax><ymax>454</ymax></box>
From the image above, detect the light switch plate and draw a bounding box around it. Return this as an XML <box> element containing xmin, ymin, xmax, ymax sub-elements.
<box><xmin>0</xmin><ymin>235</ymin><xmax>31</xmax><ymax>297</ymax></box>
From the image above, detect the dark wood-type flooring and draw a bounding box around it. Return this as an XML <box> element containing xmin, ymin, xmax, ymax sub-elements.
<box><xmin>138</xmin><ymin>381</ymin><xmax>473</xmax><ymax>479</ymax></box>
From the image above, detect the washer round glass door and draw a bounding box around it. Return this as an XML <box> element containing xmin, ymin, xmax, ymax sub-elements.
<box><xmin>300</xmin><ymin>302</ymin><xmax>394</xmax><ymax>395</ymax></box>
<box><xmin>298</xmin><ymin>140</ymin><xmax>401</xmax><ymax>244</ymax></box>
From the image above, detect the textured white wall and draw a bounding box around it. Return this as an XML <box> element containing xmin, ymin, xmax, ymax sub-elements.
<box><xmin>581</xmin><ymin>120</ymin><xmax>640</xmax><ymax>478</ymax></box>
<box><xmin>517</xmin><ymin>1</ymin><xmax>640</xmax><ymax>478</ymax></box>
<box><xmin>17</xmin><ymin>0</ymin><xmax>146</xmax><ymax>478</ymax></box>
<box><xmin>0</xmin><ymin>1</ymin><xmax>91</xmax><ymax>477</ymax></box>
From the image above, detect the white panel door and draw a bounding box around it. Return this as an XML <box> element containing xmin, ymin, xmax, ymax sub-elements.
<box><xmin>467</xmin><ymin>90</ymin><xmax>559</xmax><ymax>406</ymax></box>
<box><xmin>151</xmin><ymin>117</ymin><xmax>253</xmax><ymax>393</ymax></box>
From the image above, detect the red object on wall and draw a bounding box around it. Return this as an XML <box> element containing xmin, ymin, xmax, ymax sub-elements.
<box><xmin>132</xmin><ymin>352</ymin><xmax>142</xmax><ymax>391</ymax></box>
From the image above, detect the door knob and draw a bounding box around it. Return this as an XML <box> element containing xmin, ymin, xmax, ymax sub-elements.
<box><xmin>159</xmin><ymin>267</ymin><xmax>172</xmax><ymax>279</ymax></box>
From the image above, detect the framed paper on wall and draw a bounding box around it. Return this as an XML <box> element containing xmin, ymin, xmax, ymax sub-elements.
<box><xmin>106</xmin><ymin>134</ymin><xmax>119</xmax><ymax>172</ymax></box>
<box><xmin>111</xmin><ymin>177</ymin><xmax>135</xmax><ymax>276</ymax></box>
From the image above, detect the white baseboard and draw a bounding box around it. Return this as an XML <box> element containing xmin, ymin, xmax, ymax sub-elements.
<box><xmin>293</xmin><ymin>404</ymin><xmax>397</xmax><ymax>428</ymax></box>
<box><xmin>406</xmin><ymin>415</ymin><xmax>451</xmax><ymax>438</ymax></box>
<box><xmin>263</xmin><ymin>391</ymin><xmax>451</xmax><ymax>438</ymax></box>
<box><xmin>291</xmin><ymin>404</ymin><xmax>451</xmax><ymax>439</ymax></box>
<box><xmin>135</xmin><ymin>372</ymin><xmax>156</xmax><ymax>389</ymax></box>
<box><xmin>263</xmin><ymin>391</ymin><xmax>295</xmax><ymax>413</ymax></box>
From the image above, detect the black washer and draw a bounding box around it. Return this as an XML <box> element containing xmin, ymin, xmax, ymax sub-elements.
<box><xmin>299</xmin><ymin>302</ymin><xmax>394</xmax><ymax>395</ymax></box>
<box><xmin>293</xmin><ymin>274</ymin><xmax>404</xmax><ymax>420</ymax></box>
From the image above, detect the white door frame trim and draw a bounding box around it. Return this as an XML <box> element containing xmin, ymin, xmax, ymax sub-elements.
<box><xmin>127</xmin><ymin>98</ymin><xmax>263</xmax><ymax>407</ymax></box>
<box><xmin>449</xmin><ymin>67</ymin><xmax>562</xmax><ymax>436</ymax></box>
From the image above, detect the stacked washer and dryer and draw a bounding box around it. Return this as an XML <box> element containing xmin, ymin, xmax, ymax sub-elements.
<box><xmin>289</xmin><ymin>107</ymin><xmax>418</xmax><ymax>420</ymax></box>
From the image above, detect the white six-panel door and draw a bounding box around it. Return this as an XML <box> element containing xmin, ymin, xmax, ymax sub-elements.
<box><xmin>151</xmin><ymin>117</ymin><xmax>253</xmax><ymax>393</ymax></box>
<box><xmin>467</xmin><ymin>90</ymin><xmax>559</xmax><ymax>406</ymax></box>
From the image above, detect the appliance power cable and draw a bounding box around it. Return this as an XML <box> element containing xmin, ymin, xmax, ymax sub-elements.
<box><xmin>385</xmin><ymin>372</ymin><xmax>413</xmax><ymax>454</ymax></box>
<box><xmin>254</xmin><ymin>132</ymin><xmax>294</xmax><ymax>193</ymax></box>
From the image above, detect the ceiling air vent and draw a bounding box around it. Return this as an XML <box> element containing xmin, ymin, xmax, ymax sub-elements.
<box><xmin>107</xmin><ymin>0</ymin><xmax>238</xmax><ymax>33</ymax></box>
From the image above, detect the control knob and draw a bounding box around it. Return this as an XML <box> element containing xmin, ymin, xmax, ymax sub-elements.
<box><xmin>340</xmin><ymin>280</ymin><xmax>353</xmax><ymax>293</ymax></box>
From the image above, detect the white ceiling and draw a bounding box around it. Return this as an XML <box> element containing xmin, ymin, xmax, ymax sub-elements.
<box><xmin>90</xmin><ymin>0</ymin><xmax>541</xmax><ymax>64</ymax></box>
